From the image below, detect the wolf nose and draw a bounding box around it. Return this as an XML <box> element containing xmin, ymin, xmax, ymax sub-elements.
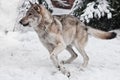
<box><xmin>19</xmin><ymin>20</ymin><xmax>23</xmax><ymax>24</ymax></box>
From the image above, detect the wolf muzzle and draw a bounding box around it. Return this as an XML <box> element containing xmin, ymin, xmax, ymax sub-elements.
<box><xmin>19</xmin><ymin>19</ymin><xmax>29</xmax><ymax>26</ymax></box>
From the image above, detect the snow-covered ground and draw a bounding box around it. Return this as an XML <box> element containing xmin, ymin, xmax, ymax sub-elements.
<box><xmin>0</xmin><ymin>0</ymin><xmax>120</xmax><ymax>80</ymax></box>
<box><xmin>0</xmin><ymin>30</ymin><xmax>120</xmax><ymax>80</ymax></box>
<box><xmin>0</xmin><ymin>0</ymin><xmax>19</xmax><ymax>31</ymax></box>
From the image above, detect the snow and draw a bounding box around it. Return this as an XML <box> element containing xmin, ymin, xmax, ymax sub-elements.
<box><xmin>52</xmin><ymin>8</ymin><xmax>71</xmax><ymax>15</ymax></box>
<box><xmin>0</xmin><ymin>0</ymin><xmax>120</xmax><ymax>80</ymax></box>
<box><xmin>0</xmin><ymin>0</ymin><xmax>19</xmax><ymax>31</ymax></box>
<box><xmin>0</xmin><ymin>30</ymin><xmax>120</xmax><ymax>80</ymax></box>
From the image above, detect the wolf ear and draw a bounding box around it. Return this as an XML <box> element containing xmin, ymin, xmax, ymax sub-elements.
<box><xmin>33</xmin><ymin>4</ymin><xmax>41</xmax><ymax>13</ymax></box>
<box><xmin>39</xmin><ymin>5</ymin><xmax>45</xmax><ymax>14</ymax></box>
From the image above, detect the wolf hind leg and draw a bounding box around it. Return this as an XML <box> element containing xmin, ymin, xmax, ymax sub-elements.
<box><xmin>74</xmin><ymin>40</ymin><xmax>89</xmax><ymax>69</ymax></box>
<box><xmin>74</xmin><ymin>32</ymin><xmax>89</xmax><ymax>69</ymax></box>
<box><xmin>61</xmin><ymin>45</ymin><xmax>78</xmax><ymax>64</ymax></box>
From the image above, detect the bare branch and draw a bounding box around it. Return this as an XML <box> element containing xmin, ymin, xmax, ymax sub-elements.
<box><xmin>52</xmin><ymin>0</ymin><xmax>70</xmax><ymax>6</ymax></box>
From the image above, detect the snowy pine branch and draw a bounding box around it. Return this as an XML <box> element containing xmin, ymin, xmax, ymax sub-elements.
<box><xmin>69</xmin><ymin>0</ymin><xmax>83</xmax><ymax>14</ymax></box>
<box><xmin>80</xmin><ymin>0</ymin><xmax>114</xmax><ymax>23</ymax></box>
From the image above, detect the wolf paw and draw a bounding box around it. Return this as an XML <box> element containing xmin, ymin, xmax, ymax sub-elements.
<box><xmin>66</xmin><ymin>71</ymin><xmax>71</xmax><ymax>78</ymax></box>
<box><xmin>79</xmin><ymin>64</ymin><xmax>87</xmax><ymax>71</ymax></box>
<box><xmin>58</xmin><ymin>65</ymin><xmax>71</xmax><ymax>78</ymax></box>
<box><xmin>60</xmin><ymin>60</ymin><xmax>65</xmax><ymax>64</ymax></box>
<box><xmin>60</xmin><ymin>60</ymin><xmax>71</xmax><ymax>64</ymax></box>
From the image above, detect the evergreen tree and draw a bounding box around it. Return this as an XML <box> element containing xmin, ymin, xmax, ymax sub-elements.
<box><xmin>73</xmin><ymin>0</ymin><xmax>120</xmax><ymax>31</ymax></box>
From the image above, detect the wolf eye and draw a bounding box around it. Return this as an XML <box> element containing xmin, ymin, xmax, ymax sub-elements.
<box><xmin>34</xmin><ymin>6</ymin><xmax>38</xmax><ymax>10</ymax></box>
<box><xmin>29</xmin><ymin>13</ymin><xmax>32</xmax><ymax>15</ymax></box>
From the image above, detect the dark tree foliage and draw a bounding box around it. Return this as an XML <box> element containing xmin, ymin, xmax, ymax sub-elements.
<box><xmin>73</xmin><ymin>0</ymin><xmax>120</xmax><ymax>31</ymax></box>
<box><xmin>37</xmin><ymin>0</ymin><xmax>43</xmax><ymax>4</ymax></box>
<box><xmin>37</xmin><ymin>0</ymin><xmax>53</xmax><ymax>13</ymax></box>
<box><xmin>73</xmin><ymin>0</ymin><xmax>97</xmax><ymax>18</ymax></box>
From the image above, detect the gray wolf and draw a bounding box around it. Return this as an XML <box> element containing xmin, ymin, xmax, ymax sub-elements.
<box><xmin>19</xmin><ymin>2</ymin><xmax>117</xmax><ymax>77</ymax></box>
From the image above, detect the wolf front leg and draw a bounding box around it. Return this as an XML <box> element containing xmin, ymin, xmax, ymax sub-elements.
<box><xmin>50</xmin><ymin>42</ymin><xmax>70</xmax><ymax>77</ymax></box>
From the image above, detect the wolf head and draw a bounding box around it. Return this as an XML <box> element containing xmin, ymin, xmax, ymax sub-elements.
<box><xmin>19</xmin><ymin>2</ymin><xmax>48</xmax><ymax>27</ymax></box>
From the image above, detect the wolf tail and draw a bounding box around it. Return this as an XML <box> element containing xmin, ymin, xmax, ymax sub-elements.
<box><xmin>87</xmin><ymin>27</ymin><xmax>117</xmax><ymax>39</ymax></box>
